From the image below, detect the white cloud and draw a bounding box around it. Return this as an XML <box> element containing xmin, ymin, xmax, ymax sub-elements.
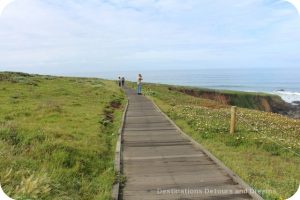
<box><xmin>0</xmin><ymin>0</ymin><xmax>15</xmax><ymax>16</ymax></box>
<box><xmin>0</xmin><ymin>0</ymin><xmax>299</xmax><ymax>73</ymax></box>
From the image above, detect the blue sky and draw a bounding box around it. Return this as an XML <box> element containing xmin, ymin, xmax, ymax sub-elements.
<box><xmin>0</xmin><ymin>0</ymin><xmax>299</xmax><ymax>75</ymax></box>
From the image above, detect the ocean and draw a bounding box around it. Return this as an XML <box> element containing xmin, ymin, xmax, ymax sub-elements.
<box><xmin>92</xmin><ymin>68</ymin><xmax>300</xmax><ymax>103</ymax></box>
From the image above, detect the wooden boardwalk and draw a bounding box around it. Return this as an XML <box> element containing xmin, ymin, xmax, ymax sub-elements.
<box><xmin>120</xmin><ymin>88</ymin><xmax>262</xmax><ymax>200</ymax></box>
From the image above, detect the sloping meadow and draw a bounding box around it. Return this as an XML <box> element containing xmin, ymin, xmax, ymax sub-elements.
<box><xmin>0</xmin><ymin>72</ymin><xmax>125</xmax><ymax>200</ymax></box>
<box><xmin>141</xmin><ymin>83</ymin><xmax>300</xmax><ymax>200</ymax></box>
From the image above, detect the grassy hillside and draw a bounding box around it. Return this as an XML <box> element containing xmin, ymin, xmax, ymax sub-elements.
<box><xmin>134</xmin><ymin>83</ymin><xmax>300</xmax><ymax>200</ymax></box>
<box><xmin>0</xmin><ymin>72</ymin><xmax>125</xmax><ymax>200</ymax></box>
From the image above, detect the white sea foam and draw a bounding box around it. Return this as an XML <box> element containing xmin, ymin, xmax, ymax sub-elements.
<box><xmin>272</xmin><ymin>91</ymin><xmax>300</xmax><ymax>104</ymax></box>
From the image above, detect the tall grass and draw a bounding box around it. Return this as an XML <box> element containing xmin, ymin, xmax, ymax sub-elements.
<box><xmin>0</xmin><ymin>72</ymin><xmax>124</xmax><ymax>200</ymax></box>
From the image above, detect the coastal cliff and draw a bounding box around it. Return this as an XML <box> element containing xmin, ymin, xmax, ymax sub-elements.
<box><xmin>168</xmin><ymin>87</ymin><xmax>300</xmax><ymax>119</ymax></box>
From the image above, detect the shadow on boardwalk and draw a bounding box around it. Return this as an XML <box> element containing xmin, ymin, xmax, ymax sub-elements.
<box><xmin>120</xmin><ymin>88</ymin><xmax>263</xmax><ymax>200</ymax></box>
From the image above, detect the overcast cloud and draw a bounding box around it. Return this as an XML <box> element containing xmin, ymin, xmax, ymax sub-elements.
<box><xmin>0</xmin><ymin>0</ymin><xmax>299</xmax><ymax>74</ymax></box>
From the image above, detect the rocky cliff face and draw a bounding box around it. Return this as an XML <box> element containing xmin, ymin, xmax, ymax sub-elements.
<box><xmin>169</xmin><ymin>87</ymin><xmax>300</xmax><ymax>119</ymax></box>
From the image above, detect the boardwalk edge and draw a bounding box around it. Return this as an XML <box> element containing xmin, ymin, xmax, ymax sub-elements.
<box><xmin>111</xmin><ymin>99</ymin><xmax>129</xmax><ymax>200</ymax></box>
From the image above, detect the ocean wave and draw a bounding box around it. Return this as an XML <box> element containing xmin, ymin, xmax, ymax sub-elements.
<box><xmin>272</xmin><ymin>91</ymin><xmax>300</xmax><ymax>104</ymax></box>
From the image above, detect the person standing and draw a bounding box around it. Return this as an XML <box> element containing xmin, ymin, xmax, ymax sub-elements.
<box><xmin>121</xmin><ymin>77</ymin><xmax>125</xmax><ymax>87</ymax></box>
<box><xmin>118</xmin><ymin>76</ymin><xmax>122</xmax><ymax>87</ymax></box>
<box><xmin>137</xmin><ymin>74</ymin><xmax>143</xmax><ymax>95</ymax></box>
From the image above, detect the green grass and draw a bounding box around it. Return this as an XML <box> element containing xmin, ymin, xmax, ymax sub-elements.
<box><xmin>133</xmin><ymin>83</ymin><xmax>300</xmax><ymax>200</ymax></box>
<box><xmin>0</xmin><ymin>72</ymin><xmax>125</xmax><ymax>200</ymax></box>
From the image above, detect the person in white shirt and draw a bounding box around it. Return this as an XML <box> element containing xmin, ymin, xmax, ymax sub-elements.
<box><xmin>137</xmin><ymin>74</ymin><xmax>143</xmax><ymax>95</ymax></box>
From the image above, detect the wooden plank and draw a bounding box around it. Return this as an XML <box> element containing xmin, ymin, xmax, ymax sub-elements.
<box><xmin>120</xmin><ymin>88</ymin><xmax>263</xmax><ymax>200</ymax></box>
